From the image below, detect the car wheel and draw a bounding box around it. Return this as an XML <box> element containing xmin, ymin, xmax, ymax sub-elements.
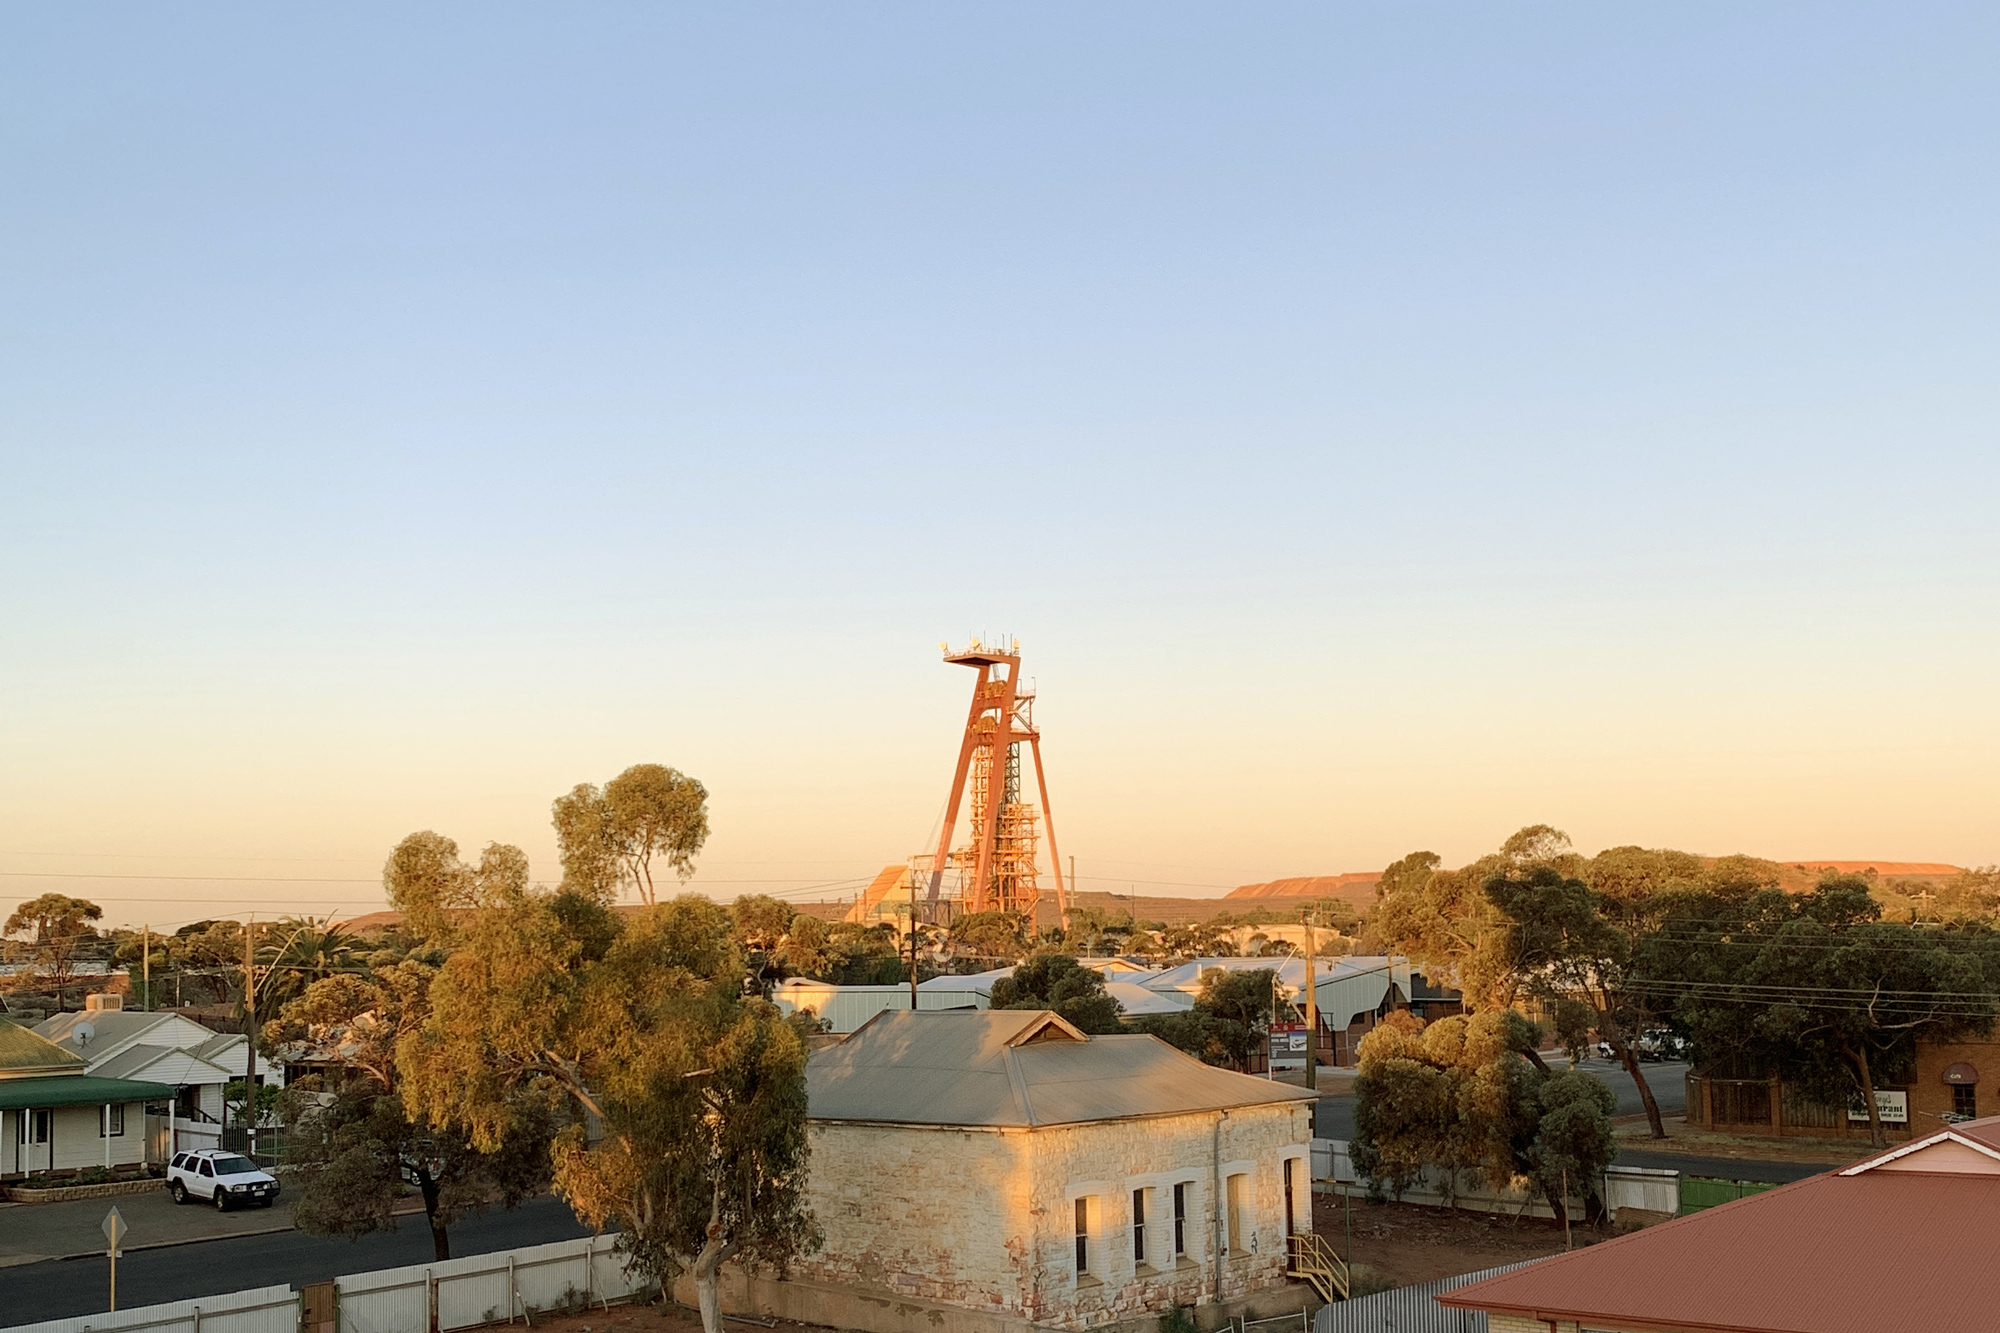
<box><xmin>170</xmin><ymin>1181</ymin><xmax>187</xmax><ymax>1205</ymax></box>
<box><xmin>213</xmin><ymin>1189</ymin><xmax>230</xmax><ymax>1212</ymax></box>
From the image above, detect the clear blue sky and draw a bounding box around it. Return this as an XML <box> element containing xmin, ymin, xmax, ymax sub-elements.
<box><xmin>4</xmin><ymin>5</ymin><xmax>1997</xmax><ymax>927</ymax></box>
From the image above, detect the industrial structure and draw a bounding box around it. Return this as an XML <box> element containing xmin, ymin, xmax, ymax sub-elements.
<box><xmin>918</xmin><ymin>638</ymin><xmax>1069</xmax><ymax>925</ymax></box>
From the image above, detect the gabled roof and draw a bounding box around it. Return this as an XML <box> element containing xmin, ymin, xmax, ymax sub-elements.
<box><xmin>0</xmin><ymin>1018</ymin><xmax>86</xmax><ymax>1078</ymax></box>
<box><xmin>37</xmin><ymin>1009</ymin><xmax>176</xmax><ymax>1054</ymax></box>
<box><xmin>806</xmin><ymin>1009</ymin><xmax>1315</xmax><ymax>1128</ymax></box>
<box><xmin>91</xmin><ymin>1043</ymin><xmax>235</xmax><ymax>1086</ymax></box>
<box><xmin>1440</xmin><ymin>1114</ymin><xmax>2000</xmax><ymax>1332</ymax></box>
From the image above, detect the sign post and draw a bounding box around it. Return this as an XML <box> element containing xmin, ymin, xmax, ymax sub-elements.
<box><xmin>102</xmin><ymin>1205</ymin><xmax>127</xmax><ymax>1311</ymax></box>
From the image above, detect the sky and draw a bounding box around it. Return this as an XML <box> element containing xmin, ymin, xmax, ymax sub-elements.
<box><xmin>3</xmin><ymin>5</ymin><xmax>1998</xmax><ymax>931</ymax></box>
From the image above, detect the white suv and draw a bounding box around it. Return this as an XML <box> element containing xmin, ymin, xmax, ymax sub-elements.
<box><xmin>167</xmin><ymin>1149</ymin><xmax>281</xmax><ymax>1210</ymax></box>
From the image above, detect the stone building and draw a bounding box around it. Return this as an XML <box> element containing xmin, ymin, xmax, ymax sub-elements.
<box><xmin>792</xmin><ymin>1009</ymin><xmax>1316</xmax><ymax>1332</ymax></box>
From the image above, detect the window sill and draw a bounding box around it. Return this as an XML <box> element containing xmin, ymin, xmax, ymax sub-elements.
<box><xmin>1075</xmin><ymin>1275</ymin><xmax>1102</xmax><ymax>1290</ymax></box>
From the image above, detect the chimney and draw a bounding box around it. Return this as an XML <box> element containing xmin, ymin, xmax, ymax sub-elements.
<box><xmin>85</xmin><ymin>992</ymin><xmax>124</xmax><ymax>1013</ymax></box>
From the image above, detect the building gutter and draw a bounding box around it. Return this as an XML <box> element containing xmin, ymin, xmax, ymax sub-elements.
<box><xmin>1209</xmin><ymin>1108</ymin><xmax>1229</xmax><ymax>1304</ymax></box>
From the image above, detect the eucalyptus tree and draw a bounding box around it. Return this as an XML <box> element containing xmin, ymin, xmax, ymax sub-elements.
<box><xmin>399</xmin><ymin>889</ymin><xmax>816</xmax><ymax>1333</ymax></box>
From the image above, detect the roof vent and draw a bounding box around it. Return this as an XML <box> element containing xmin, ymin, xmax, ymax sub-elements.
<box><xmin>85</xmin><ymin>992</ymin><xmax>124</xmax><ymax>1012</ymax></box>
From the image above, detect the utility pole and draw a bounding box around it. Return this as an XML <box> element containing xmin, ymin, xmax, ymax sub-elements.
<box><xmin>141</xmin><ymin>927</ymin><xmax>150</xmax><ymax>1013</ymax></box>
<box><xmin>1304</xmin><ymin>911</ymin><xmax>1318</xmax><ymax>1092</ymax></box>
<box><xmin>242</xmin><ymin>916</ymin><xmax>258</xmax><ymax>1162</ymax></box>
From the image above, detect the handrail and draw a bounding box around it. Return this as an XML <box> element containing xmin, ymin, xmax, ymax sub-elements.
<box><xmin>1287</xmin><ymin>1231</ymin><xmax>1349</xmax><ymax>1301</ymax></box>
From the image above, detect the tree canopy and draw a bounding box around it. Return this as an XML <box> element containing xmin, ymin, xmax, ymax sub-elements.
<box><xmin>398</xmin><ymin>889</ymin><xmax>815</xmax><ymax>1333</ymax></box>
<box><xmin>1635</xmin><ymin>875</ymin><xmax>2000</xmax><ymax>1146</ymax></box>
<box><xmin>1127</xmin><ymin>967</ymin><xmax>1279</xmax><ymax>1070</ymax></box>
<box><xmin>2</xmin><ymin>893</ymin><xmax>105</xmax><ymax>1005</ymax></box>
<box><xmin>989</xmin><ymin>955</ymin><xmax>1124</xmax><ymax>1033</ymax></box>
<box><xmin>1352</xmin><ymin>1010</ymin><xmax>1616</xmax><ymax>1223</ymax></box>
<box><xmin>269</xmin><ymin>953</ymin><xmax>549</xmax><ymax>1259</ymax></box>
<box><xmin>554</xmin><ymin>765</ymin><xmax>710</xmax><ymax>906</ymax></box>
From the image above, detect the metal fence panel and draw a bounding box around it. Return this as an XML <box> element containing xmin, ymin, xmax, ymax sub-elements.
<box><xmin>1314</xmin><ymin>1259</ymin><xmax>1546</xmax><ymax>1333</ymax></box>
<box><xmin>1</xmin><ymin>1286</ymin><xmax>297</xmax><ymax>1333</ymax></box>
<box><xmin>1677</xmin><ymin>1175</ymin><xmax>1779</xmax><ymax>1215</ymax></box>
<box><xmin>336</xmin><ymin>1235</ymin><xmax>642</xmax><ymax>1333</ymax></box>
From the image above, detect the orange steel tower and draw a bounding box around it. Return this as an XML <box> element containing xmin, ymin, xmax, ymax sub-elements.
<box><xmin>924</xmin><ymin>639</ymin><xmax>1070</xmax><ymax>924</ymax></box>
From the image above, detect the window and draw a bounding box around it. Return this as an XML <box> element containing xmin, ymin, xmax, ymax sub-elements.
<box><xmin>1132</xmin><ymin>1188</ymin><xmax>1147</xmax><ymax>1266</ymax></box>
<box><xmin>101</xmin><ymin>1105</ymin><xmax>124</xmax><ymax>1138</ymax></box>
<box><xmin>18</xmin><ymin>1110</ymin><xmax>49</xmax><ymax>1145</ymax></box>
<box><xmin>1283</xmin><ymin>1158</ymin><xmax>1297</xmax><ymax>1236</ymax></box>
<box><xmin>199</xmin><ymin>1160</ymin><xmax>215</xmax><ymax>1178</ymax></box>
<box><xmin>1172</xmin><ymin>1182</ymin><xmax>1188</xmax><ymax>1258</ymax></box>
<box><xmin>1074</xmin><ymin>1197</ymin><xmax>1090</xmax><ymax>1275</ymax></box>
<box><xmin>1954</xmin><ymin>1084</ymin><xmax>1978</xmax><ymax>1118</ymax></box>
<box><xmin>1225</xmin><ymin>1173</ymin><xmax>1246</xmax><ymax>1254</ymax></box>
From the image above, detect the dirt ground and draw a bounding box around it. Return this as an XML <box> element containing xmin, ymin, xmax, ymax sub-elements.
<box><xmin>519</xmin><ymin>1302</ymin><xmax>832</xmax><ymax>1333</ymax></box>
<box><xmin>1312</xmin><ymin>1194</ymin><xmax>1590</xmax><ymax>1291</ymax></box>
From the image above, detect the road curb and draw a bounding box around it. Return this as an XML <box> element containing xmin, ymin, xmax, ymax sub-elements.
<box><xmin>57</xmin><ymin>1222</ymin><xmax>298</xmax><ymax>1262</ymax></box>
<box><xmin>50</xmin><ymin>1202</ymin><xmax>433</xmax><ymax>1263</ymax></box>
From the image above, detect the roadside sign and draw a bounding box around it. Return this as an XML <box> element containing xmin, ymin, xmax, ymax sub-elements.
<box><xmin>101</xmin><ymin>1206</ymin><xmax>126</xmax><ymax>1257</ymax></box>
<box><xmin>1268</xmin><ymin>1022</ymin><xmax>1308</xmax><ymax>1063</ymax></box>
<box><xmin>1847</xmin><ymin>1090</ymin><xmax>1909</xmax><ymax>1124</ymax></box>
<box><xmin>104</xmin><ymin>1205</ymin><xmax>127</xmax><ymax>1313</ymax></box>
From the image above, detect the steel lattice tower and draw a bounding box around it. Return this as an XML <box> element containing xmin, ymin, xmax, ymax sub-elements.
<box><xmin>922</xmin><ymin>638</ymin><xmax>1070</xmax><ymax>925</ymax></box>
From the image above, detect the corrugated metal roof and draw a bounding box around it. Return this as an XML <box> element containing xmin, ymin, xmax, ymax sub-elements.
<box><xmin>807</xmin><ymin>1009</ymin><xmax>1315</xmax><ymax>1127</ymax></box>
<box><xmin>0</xmin><ymin>1017</ymin><xmax>86</xmax><ymax>1075</ymax></box>
<box><xmin>1104</xmin><ymin>981</ymin><xmax>1192</xmax><ymax>1015</ymax></box>
<box><xmin>0</xmin><ymin>1074</ymin><xmax>175</xmax><ymax>1110</ymax></box>
<box><xmin>36</xmin><ymin>1009</ymin><xmax>171</xmax><ymax>1050</ymax></box>
<box><xmin>1440</xmin><ymin>1122</ymin><xmax>2000</xmax><ymax>1332</ymax></box>
<box><xmin>90</xmin><ymin>1043</ymin><xmax>234</xmax><ymax>1085</ymax></box>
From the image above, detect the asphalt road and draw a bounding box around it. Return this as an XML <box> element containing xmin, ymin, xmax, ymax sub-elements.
<box><xmin>0</xmin><ymin>1194</ymin><xmax>593</xmax><ymax>1325</ymax></box>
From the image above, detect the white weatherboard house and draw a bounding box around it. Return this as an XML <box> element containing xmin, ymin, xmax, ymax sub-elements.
<box><xmin>758</xmin><ymin>1009</ymin><xmax>1318</xmax><ymax>1333</ymax></box>
<box><xmin>35</xmin><ymin>993</ymin><xmax>269</xmax><ymax>1159</ymax></box>
<box><xmin>0</xmin><ymin>1015</ymin><xmax>171</xmax><ymax>1180</ymax></box>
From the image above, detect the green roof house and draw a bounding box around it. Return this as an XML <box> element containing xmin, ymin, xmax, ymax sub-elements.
<box><xmin>2</xmin><ymin>1007</ymin><xmax>173</xmax><ymax>1180</ymax></box>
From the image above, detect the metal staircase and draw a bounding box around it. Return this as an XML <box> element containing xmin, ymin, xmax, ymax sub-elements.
<box><xmin>1288</xmin><ymin>1231</ymin><xmax>1350</xmax><ymax>1302</ymax></box>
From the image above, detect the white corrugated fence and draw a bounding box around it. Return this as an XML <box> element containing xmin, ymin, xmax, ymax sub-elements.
<box><xmin>1</xmin><ymin>1235</ymin><xmax>643</xmax><ymax>1333</ymax></box>
<box><xmin>0</xmin><ymin>1286</ymin><xmax>299</xmax><ymax>1333</ymax></box>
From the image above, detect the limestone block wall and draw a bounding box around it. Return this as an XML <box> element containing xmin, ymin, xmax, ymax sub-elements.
<box><xmin>794</xmin><ymin>1121</ymin><xmax>1035</xmax><ymax>1314</ymax></box>
<box><xmin>1029</xmin><ymin>1102</ymin><xmax>1312</xmax><ymax>1328</ymax></box>
<box><xmin>797</xmin><ymin>1100</ymin><xmax>1314</xmax><ymax>1333</ymax></box>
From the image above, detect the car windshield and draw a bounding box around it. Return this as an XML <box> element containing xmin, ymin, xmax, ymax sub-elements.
<box><xmin>210</xmin><ymin>1155</ymin><xmax>259</xmax><ymax>1176</ymax></box>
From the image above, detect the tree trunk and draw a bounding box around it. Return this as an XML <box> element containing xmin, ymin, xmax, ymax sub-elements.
<box><xmin>1845</xmin><ymin>1037</ymin><xmax>1886</xmax><ymax>1150</ymax></box>
<box><xmin>691</xmin><ymin>1174</ymin><xmax>739</xmax><ymax>1333</ymax></box>
<box><xmin>419</xmin><ymin>1169</ymin><xmax>450</xmax><ymax>1261</ymax></box>
<box><xmin>691</xmin><ymin>1237</ymin><xmax>736</xmax><ymax>1333</ymax></box>
<box><xmin>1604</xmin><ymin>1022</ymin><xmax>1666</xmax><ymax>1139</ymax></box>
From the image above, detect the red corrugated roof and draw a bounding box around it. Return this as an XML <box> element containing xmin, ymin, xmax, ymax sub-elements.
<box><xmin>1440</xmin><ymin>1118</ymin><xmax>2000</xmax><ymax>1333</ymax></box>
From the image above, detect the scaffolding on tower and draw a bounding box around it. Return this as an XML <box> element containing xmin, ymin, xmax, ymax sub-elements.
<box><xmin>923</xmin><ymin>637</ymin><xmax>1070</xmax><ymax>927</ymax></box>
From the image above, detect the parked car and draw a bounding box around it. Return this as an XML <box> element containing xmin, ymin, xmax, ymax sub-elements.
<box><xmin>167</xmin><ymin>1149</ymin><xmax>281</xmax><ymax>1210</ymax></box>
<box><xmin>1637</xmin><ymin>1030</ymin><xmax>1687</xmax><ymax>1062</ymax></box>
